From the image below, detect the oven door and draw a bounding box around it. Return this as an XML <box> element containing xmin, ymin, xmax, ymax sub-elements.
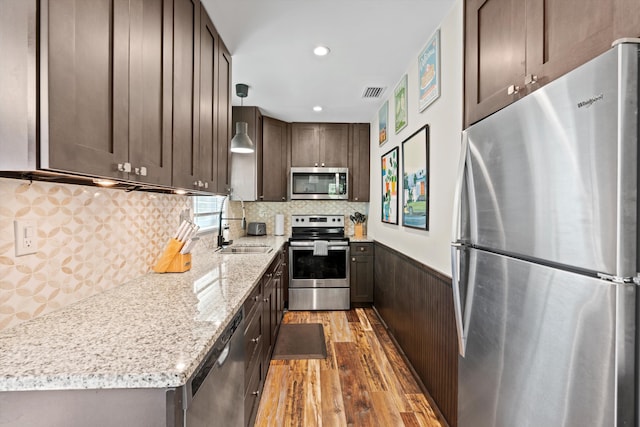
<box><xmin>288</xmin><ymin>241</ymin><xmax>350</xmax><ymax>288</ymax></box>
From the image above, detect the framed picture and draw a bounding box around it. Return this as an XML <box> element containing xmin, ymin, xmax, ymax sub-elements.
<box><xmin>418</xmin><ymin>29</ymin><xmax>440</xmax><ymax>112</ymax></box>
<box><xmin>394</xmin><ymin>75</ymin><xmax>408</xmax><ymax>134</ymax></box>
<box><xmin>401</xmin><ymin>125</ymin><xmax>429</xmax><ymax>230</ymax></box>
<box><xmin>378</xmin><ymin>101</ymin><xmax>389</xmax><ymax>146</ymax></box>
<box><xmin>381</xmin><ymin>147</ymin><xmax>399</xmax><ymax>224</ymax></box>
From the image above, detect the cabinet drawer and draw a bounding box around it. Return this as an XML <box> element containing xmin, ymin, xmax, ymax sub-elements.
<box><xmin>244</xmin><ymin>311</ymin><xmax>263</xmax><ymax>381</ymax></box>
<box><xmin>243</xmin><ymin>281</ymin><xmax>262</xmax><ymax>318</ymax></box>
<box><xmin>244</xmin><ymin>355</ymin><xmax>263</xmax><ymax>427</ymax></box>
<box><xmin>351</xmin><ymin>243</ymin><xmax>374</xmax><ymax>256</ymax></box>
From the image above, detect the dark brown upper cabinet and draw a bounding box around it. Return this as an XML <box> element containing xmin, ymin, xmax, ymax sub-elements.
<box><xmin>465</xmin><ymin>0</ymin><xmax>640</xmax><ymax>128</ymax></box>
<box><xmin>349</xmin><ymin>123</ymin><xmax>370</xmax><ymax>202</ymax></box>
<box><xmin>261</xmin><ymin>116</ymin><xmax>289</xmax><ymax>201</ymax></box>
<box><xmin>291</xmin><ymin>123</ymin><xmax>349</xmax><ymax>168</ymax></box>
<box><xmin>171</xmin><ymin>0</ymin><xmax>201</xmax><ymax>190</ymax></box>
<box><xmin>173</xmin><ymin>1</ymin><xmax>231</xmax><ymax>193</ymax></box>
<box><xmin>47</xmin><ymin>0</ymin><xmax>171</xmax><ymax>185</ymax></box>
<box><xmin>215</xmin><ymin>43</ymin><xmax>233</xmax><ymax>194</ymax></box>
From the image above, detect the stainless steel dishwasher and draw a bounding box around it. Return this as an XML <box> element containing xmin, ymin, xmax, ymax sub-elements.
<box><xmin>184</xmin><ymin>310</ymin><xmax>244</xmax><ymax>427</ymax></box>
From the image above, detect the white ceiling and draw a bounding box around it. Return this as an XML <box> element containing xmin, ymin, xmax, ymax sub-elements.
<box><xmin>201</xmin><ymin>0</ymin><xmax>456</xmax><ymax>123</ymax></box>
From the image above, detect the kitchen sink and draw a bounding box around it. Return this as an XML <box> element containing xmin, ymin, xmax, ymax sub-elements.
<box><xmin>218</xmin><ymin>245</ymin><xmax>273</xmax><ymax>254</ymax></box>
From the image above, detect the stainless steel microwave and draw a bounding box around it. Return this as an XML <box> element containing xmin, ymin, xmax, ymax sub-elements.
<box><xmin>289</xmin><ymin>167</ymin><xmax>348</xmax><ymax>200</ymax></box>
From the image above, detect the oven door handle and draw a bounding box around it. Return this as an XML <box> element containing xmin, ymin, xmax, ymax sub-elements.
<box><xmin>289</xmin><ymin>241</ymin><xmax>349</xmax><ymax>248</ymax></box>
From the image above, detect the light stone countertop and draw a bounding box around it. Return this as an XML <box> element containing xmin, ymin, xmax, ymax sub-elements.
<box><xmin>349</xmin><ymin>236</ymin><xmax>375</xmax><ymax>243</ymax></box>
<box><xmin>0</xmin><ymin>235</ymin><xmax>288</xmax><ymax>392</ymax></box>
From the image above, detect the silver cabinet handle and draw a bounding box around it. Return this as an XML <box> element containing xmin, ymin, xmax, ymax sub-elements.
<box><xmin>117</xmin><ymin>162</ymin><xmax>131</xmax><ymax>173</ymax></box>
<box><xmin>134</xmin><ymin>166</ymin><xmax>147</xmax><ymax>176</ymax></box>
<box><xmin>351</xmin><ymin>257</ymin><xmax>356</xmax><ymax>262</ymax></box>
<box><xmin>251</xmin><ymin>335</ymin><xmax>261</xmax><ymax>343</ymax></box>
<box><xmin>259</xmin><ymin>195</ymin><xmax>264</xmax><ymax>200</ymax></box>
<box><xmin>252</xmin><ymin>390</ymin><xmax>260</xmax><ymax>396</ymax></box>
<box><xmin>281</xmin><ymin>196</ymin><xmax>286</xmax><ymax>200</ymax></box>
<box><xmin>354</xmin><ymin>197</ymin><xmax>358</xmax><ymax>201</ymax></box>
<box><xmin>321</xmin><ymin>162</ymin><xmax>325</xmax><ymax>167</ymax></box>
<box><xmin>507</xmin><ymin>84</ymin><xmax>520</xmax><ymax>95</ymax></box>
<box><xmin>524</xmin><ymin>74</ymin><xmax>538</xmax><ymax>85</ymax></box>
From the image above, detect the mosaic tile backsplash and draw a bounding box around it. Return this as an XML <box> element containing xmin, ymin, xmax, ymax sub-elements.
<box><xmin>0</xmin><ymin>178</ymin><xmax>193</xmax><ymax>331</ymax></box>
<box><xmin>227</xmin><ymin>200</ymin><xmax>369</xmax><ymax>237</ymax></box>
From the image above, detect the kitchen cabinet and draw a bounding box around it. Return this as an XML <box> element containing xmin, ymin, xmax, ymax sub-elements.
<box><xmin>350</xmin><ymin>242</ymin><xmax>374</xmax><ymax>304</ymax></box>
<box><xmin>261</xmin><ymin>116</ymin><xmax>289</xmax><ymax>201</ymax></box>
<box><xmin>291</xmin><ymin>123</ymin><xmax>349</xmax><ymax>168</ymax></box>
<box><xmin>172</xmin><ymin>1</ymin><xmax>232</xmax><ymax>193</ymax></box>
<box><xmin>215</xmin><ymin>43</ymin><xmax>233</xmax><ymax>194</ymax></box>
<box><xmin>45</xmin><ymin>0</ymin><xmax>172</xmax><ymax>185</ymax></box>
<box><xmin>244</xmin><ymin>250</ymin><xmax>284</xmax><ymax>426</ymax></box>
<box><xmin>349</xmin><ymin>123</ymin><xmax>370</xmax><ymax>202</ymax></box>
<box><xmin>464</xmin><ymin>0</ymin><xmax>640</xmax><ymax>127</ymax></box>
<box><xmin>1</xmin><ymin>0</ymin><xmax>233</xmax><ymax>194</ymax></box>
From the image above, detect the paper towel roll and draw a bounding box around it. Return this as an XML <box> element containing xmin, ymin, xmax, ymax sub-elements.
<box><xmin>275</xmin><ymin>214</ymin><xmax>284</xmax><ymax>236</ymax></box>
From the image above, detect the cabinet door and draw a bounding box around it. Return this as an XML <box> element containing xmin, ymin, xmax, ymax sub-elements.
<box><xmin>47</xmin><ymin>0</ymin><xmax>129</xmax><ymax>178</ymax></box>
<box><xmin>128</xmin><ymin>0</ymin><xmax>173</xmax><ymax>185</ymax></box>
<box><xmin>171</xmin><ymin>0</ymin><xmax>200</xmax><ymax>189</ymax></box>
<box><xmin>215</xmin><ymin>43</ymin><xmax>232</xmax><ymax>194</ymax></box>
<box><xmin>319</xmin><ymin>123</ymin><xmax>349</xmax><ymax>167</ymax></box>
<box><xmin>291</xmin><ymin>123</ymin><xmax>319</xmax><ymax>167</ymax></box>
<box><xmin>351</xmin><ymin>252</ymin><xmax>374</xmax><ymax>304</ymax></box>
<box><xmin>526</xmin><ymin>0</ymin><xmax>621</xmax><ymax>88</ymax></box>
<box><xmin>614</xmin><ymin>0</ymin><xmax>640</xmax><ymax>39</ymax></box>
<box><xmin>261</xmin><ymin>116</ymin><xmax>289</xmax><ymax>201</ymax></box>
<box><xmin>261</xmin><ymin>275</ymin><xmax>275</xmax><ymax>368</ymax></box>
<box><xmin>349</xmin><ymin>123</ymin><xmax>370</xmax><ymax>202</ymax></box>
<box><xmin>198</xmin><ymin>7</ymin><xmax>218</xmax><ymax>191</ymax></box>
<box><xmin>464</xmin><ymin>0</ymin><xmax>527</xmax><ymax>127</ymax></box>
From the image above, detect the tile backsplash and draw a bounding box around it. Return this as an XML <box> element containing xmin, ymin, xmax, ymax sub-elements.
<box><xmin>0</xmin><ymin>178</ymin><xmax>192</xmax><ymax>331</ymax></box>
<box><xmin>227</xmin><ymin>200</ymin><xmax>369</xmax><ymax>237</ymax></box>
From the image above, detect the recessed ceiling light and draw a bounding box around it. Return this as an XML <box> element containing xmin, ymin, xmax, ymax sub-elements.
<box><xmin>313</xmin><ymin>46</ymin><xmax>330</xmax><ymax>56</ymax></box>
<box><xmin>313</xmin><ymin>106</ymin><xmax>323</xmax><ymax>112</ymax></box>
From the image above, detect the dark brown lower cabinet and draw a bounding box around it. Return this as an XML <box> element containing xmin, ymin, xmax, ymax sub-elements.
<box><xmin>350</xmin><ymin>242</ymin><xmax>374</xmax><ymax>304</ymax></box>
<box><xmin>373</xmin><ymin>241</ymin><xmax>458</xmax><ymax>427</ymax></box>
<box><xmin>244</xmin><ymin>249</ymin><xmax>285</xmax><ymax>426</ymax></box>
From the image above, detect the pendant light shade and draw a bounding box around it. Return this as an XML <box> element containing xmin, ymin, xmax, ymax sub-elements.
<box><xmin>230</xmin><ymin>122</ymin><xmax>254</xmax><ymax>153</ymax></box>
<box><xmin>230</xmin><ymin>83</ymin><xmax>254</xmax><ymax>153</ymax></box>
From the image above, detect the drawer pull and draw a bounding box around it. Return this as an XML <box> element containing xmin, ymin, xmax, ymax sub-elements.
<box><xmin>252</xmin><ymin>390</ymin><xmax>260</xmax><ymax>396</ymax></box>
<box><xmin>251</xmin><ymin>335</ymin><xmax>261</xmax><ymax>343</ymax></box>
<box><xmin>507</xmin><ymin>84</ymin><xmax>520</xmax><ymax>95</ymax></box>
<box><xmin>359</xmin><ymin>247</ymin><xmax>365</xmax><ymax>252</ymax></box>
<box><xmin>254</xmin><ymin>295</ymin><xmax>260</xmax><ymax>301</ymax></box>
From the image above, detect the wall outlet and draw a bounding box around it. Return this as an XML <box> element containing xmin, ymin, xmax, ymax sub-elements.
<box><xmin>14</xmin><ymin>220</ymin><xmax>37</xmax><ymax>257</ymax></box>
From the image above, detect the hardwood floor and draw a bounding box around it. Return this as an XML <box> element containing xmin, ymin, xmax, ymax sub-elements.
<box><xmin>255</xmin><ymin>308</ymin><xmax>446</xmax><ymax>427</ymax></box>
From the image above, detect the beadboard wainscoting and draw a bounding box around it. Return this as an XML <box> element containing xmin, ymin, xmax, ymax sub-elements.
<box><xmin>373</xmin><ymin>241</ymin><xmax>458</xmax><ymax>427</ymax></box>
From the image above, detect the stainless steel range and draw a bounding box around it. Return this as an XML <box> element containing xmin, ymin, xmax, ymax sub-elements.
<box><xmin>288</xmin><ymin>214</ymin><xmax>350</xmax><ymax>310</ymax></box>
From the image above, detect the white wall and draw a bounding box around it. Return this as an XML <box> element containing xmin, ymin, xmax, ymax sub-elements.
<box><xmin>368</xmin><ymin>0</ymin><xmax>463</xmax><ymax>276</ymax></box>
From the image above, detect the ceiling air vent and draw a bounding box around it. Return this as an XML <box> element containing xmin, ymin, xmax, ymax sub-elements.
<box><xmin>362</xmin><ymin>87</ymin><xmax>385</xmax><ymax>98</ymax></box>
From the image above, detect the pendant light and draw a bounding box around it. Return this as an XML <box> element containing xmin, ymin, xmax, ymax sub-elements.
<box><xmin>230</xmin><ymin>83</ymin><xmax>255</xmax><ymax>153</ymax></box>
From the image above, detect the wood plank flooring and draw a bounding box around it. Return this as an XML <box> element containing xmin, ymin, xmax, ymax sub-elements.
<box><xmin>255</xmin><ymin>308</ymin><xmax>446</xmax><ymax>427</ymax></box>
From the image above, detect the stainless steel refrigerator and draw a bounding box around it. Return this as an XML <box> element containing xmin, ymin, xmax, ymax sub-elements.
<box><xmin>451</xmin><ymin>41</ymin><xmax>639</xmax><ymax>426</ymax></box>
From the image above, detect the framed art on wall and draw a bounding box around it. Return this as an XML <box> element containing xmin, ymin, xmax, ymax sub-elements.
<box><xmin>394</xmin><ymin>75</ymin><xmax>408</xmax><ymax>134</ymax></box>
<box><xmin>401</xmin><ymin>125</ymin><xmax>429</xmax><ymax>230</ymax></box>
<box><xmin>381</xmin><ymin>147</ymin><xmax>399</xmax><ymax>224</ymax></box>
<box><xmin>378</xmin><ymin>101</ymin><xmax>389</xmax><ymax>146</ymax></box>
<box><xmin>418</xmin><ymin>29</ymin><xmax>440</xmax><ymax>112</ymax></box>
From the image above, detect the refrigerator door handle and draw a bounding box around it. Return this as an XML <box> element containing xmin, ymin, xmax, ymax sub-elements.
<box><xmin>451</xmin><ymin>243</ymin><xmax>466</xmax><ymax>357</ymax></box>
<box><xmin>451</xmin><ymin>131</ymin><xmax>469</xmax><ymax>243</ymax></box>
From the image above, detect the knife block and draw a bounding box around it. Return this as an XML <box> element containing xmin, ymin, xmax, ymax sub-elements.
<box><xmin>354</xmin><ymin>223</ymin><xmax>366</xmax><ymax>238</ymax></box>
<box><xmin>153</xmin><ymin>238</ymin><xmax>192</xmax><ymax>273</ymax></box>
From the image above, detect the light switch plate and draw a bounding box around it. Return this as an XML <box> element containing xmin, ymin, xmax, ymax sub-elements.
<box><xmin>14</xmin><ymin>220</ymin><xmax>37</xmax><ymax>257</ymax></box>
